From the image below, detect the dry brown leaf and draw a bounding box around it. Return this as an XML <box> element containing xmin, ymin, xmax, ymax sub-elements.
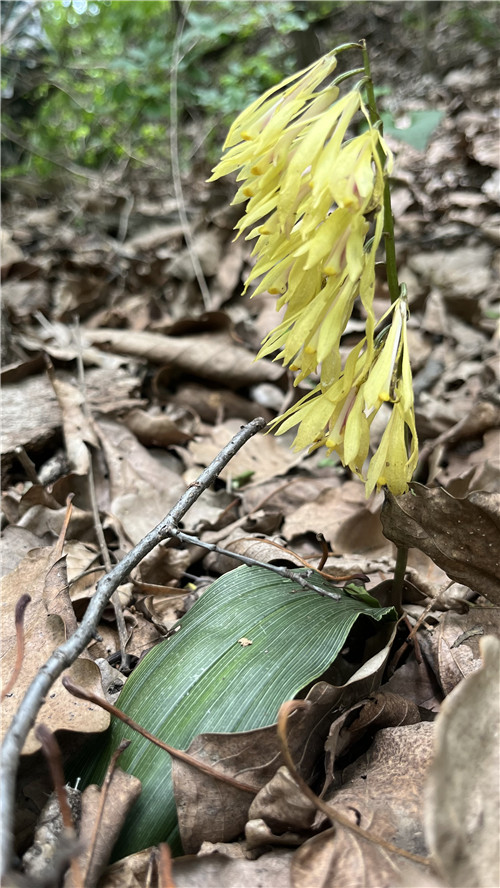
<box><xmin>126</xmin><ymin>221</ymin><xmax>186</xmax><ymax>252</ymax></box>
<box><xmin>431</xmin><ymin>608</ymin><xmax>500</xmax><ymax>696</ymax></box>
<box><xmin>186</xmin><ymin>422</ymin><xmax>299</xmax><ymax>486</ymax></box>
<box><xmin>99</xmin><ymin>847</ymin><xmax>294</xmax><ymax>888</ymax></box>
<box><xmin>168</xmin><ymin>229</ymin><xmax>222</xmax><ymax>279</ymax></box>
<box><xmin>168</xmin><ymin>380</ymin><xmax>271</xmax><ymax>424</ymax></box>
<box><xmin>247</xmin><ymin>765</ymin><xmax>318</xmax><ymax>839</ymax></box>
<box><xmin>202</xmin><ymin>533</ymin><xmax>301</xmax><ymax>575</ymax></box>
<box><xmin>291</xmin><ymin>723</ymin><xmax>434</xmax><ymax>888</ymax></box>
<box><xmin>2</xmin><ymin>280</ymin><xmax>50</xmax><ymax>322</ymax></box>
<box><xmin>1</xmin><ymin>548</ymin><xmax>109</xmax><ymax>753</ymax></box>
<box><xmin>1</xmin><ymin>375</ymin><xmax>62</xmax><ymax>458</ymax></box>
<box><xmin>210</xmin><ymin>239</ymin><xmax>246</xmax><ymax>309</ymax></box>
<box><xmin>381</xmin><ymin>485</ymin><xmax>500</xmax><ymax>603</ymax></box>
<box><xmin>64</xmin><ymin>539</ymin><xmax>105</xmax><ymax>608</ymax></box>
<box><xmin>0</xmin><ymin>526</ymin><xmax>48</xmax><ymax>577</ymax></box>
<box><xmin>283</xmin><ymin>481</ymin><xmax>387</xmax><ymax>554</ymax></box>
<box><xmin>1</xmin><ymin>228</ymin><xmax>24</xmax><ymax>275</ymax></box>
<box><xmin>123</xmin><ymin>408</ymin><xmax>193</xmax><ymax>448</ymax></box>
<box><xmin>65</xmin><ymin>770</ymin><xmax>142</xmax><ymax>888</ymax></box>
<box><xmin>85</xmin><ymin>328</ymin><xmax>283</xmax><ymax>388</ymax></box>
<box><xmin>291</xmin><ymin>826</ymin><xmax>429</xmax><ymax>888</ymax></box>
<box><xmin>43</xmin><ymin>554</ymin><xmax>78</xmax><ymax>637</ymax></box>
<box><xmin>424</xmin><ymin>635</ymin><xmax>500</xmax><ymax>888</ymax></box>
<box><xmin>322</xmin><ymin>693</ymin><xmax>420</xmax><ymax>802</ymax></box>
<box><xmin>408</xmin><ymin>245</ymin><xmax>492</xmax><ymax>300</ymax></box>
<box><xmin>381</xmin><ymin>653</ymin><xmax>443</xmax><ymax>712</ymax></box>
<box><xmin>95</xmin><ymin>418</ymin><xmax>186</xmax><ymax>546</ymax></box>
<box><xmin>47</xmin><ymin>369</ymin><xmax>99</xmax><ymax>475</ymax></box>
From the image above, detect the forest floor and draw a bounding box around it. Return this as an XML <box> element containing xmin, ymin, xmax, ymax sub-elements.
<box><xmin>1</xmin><ymin>5</ymin><xmax>499</xmax><ymax>887</ymax></box>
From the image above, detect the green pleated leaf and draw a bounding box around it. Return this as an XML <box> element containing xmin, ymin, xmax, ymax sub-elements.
<box><xmin>80</xmin><ymin>565</ymin><xmax>397</xmax><ymax>857</ymax></box>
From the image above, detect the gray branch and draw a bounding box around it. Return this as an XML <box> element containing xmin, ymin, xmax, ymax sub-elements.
<box><xmin>0</xmin><ymin>417</ymin><xmax>266</xmax><ymax>878</ymax></box>
<box><xmin>169</xmin><ymin>528</ymin><xmax>341</xmax><ymax>599</ymax></box>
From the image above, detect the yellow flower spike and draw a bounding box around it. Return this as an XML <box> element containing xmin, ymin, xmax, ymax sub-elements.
<box><xmin>212</xmin><ymin>47</ymin><xmax>417</xmax><ymax>497</ymax></box>
<box><xmin>309</xmin><ymin>90</ymin><xmax>362</xmax><ymax>206</ymax></box>
<box><xmin>316</xmin><ymin>275</ymin><xmax>358</xmax><ymax>365</ymax></box>
<box><xmin>277</xmin><ymin>95</ymin><xmax>358</xmax><ymax>222</ymax></box>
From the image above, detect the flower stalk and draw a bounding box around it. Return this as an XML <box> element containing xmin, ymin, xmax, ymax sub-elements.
<box><xmin>361</xmin><ymin>40</ymin><xmax>409</xmax><ymax>610</ymax></box>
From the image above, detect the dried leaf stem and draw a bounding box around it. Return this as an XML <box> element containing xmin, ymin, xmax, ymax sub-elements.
<box><xmin>63</xmin><ymin>677</ymin><xmax>256</xmax><ymax>795</ymax></box>
<box><xmin>1</xmin><ymin>595</ymin><xmax>31</xmax><ymax>702</ymax></box>
<box><xmin>73</xmin><ymin>322</ymin><xmax>131</xmax><ymax>672</ymax></box>
<box><xmin>0</xmin><ymin>416</ymin><xmax>266</xmax><ymax>878</ymax></box>
<box><xmin>35</xmin><ymin>724</ymin><xmax>83</xmax><ymax>888</ymax></box>
<box><xmin>277</xmin><ymin>699</ymin><xmax>431</xmax><ymax>867</ymax></box>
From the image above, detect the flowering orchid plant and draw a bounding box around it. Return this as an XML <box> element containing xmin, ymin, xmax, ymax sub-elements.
<box><xmin>210</xmin><ymin>43</ymin><xmax>417</xmax><ymax>497</ymax></box>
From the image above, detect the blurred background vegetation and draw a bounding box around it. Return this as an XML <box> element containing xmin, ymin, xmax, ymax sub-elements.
<box><xmin>2</xmin><ymin>0</ymin><xmax>499</xmax><ymax>188</ymax></box>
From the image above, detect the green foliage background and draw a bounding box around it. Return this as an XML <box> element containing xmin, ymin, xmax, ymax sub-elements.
<box><xmin>2</xmin><ymin>0</ymin><xmax>333</xmax><ymax>179</ymax></box>
<box><xmin>2</xmin><ymin>0</ymin><xmax>498</xmax><ymax>183</ymax></box>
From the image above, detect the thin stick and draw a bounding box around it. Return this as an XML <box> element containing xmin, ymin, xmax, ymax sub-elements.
<box><xmin>170</xmin><ymin>11</ymin><xmax>212</xmax><ymax>309</ymax></box>
<box><xmin>277</xmin><ymin>699</ymin><xmax>431</xmax><ymax>866</ymax></box>
<box><xmin>158</xmin><ymin>843</ymin><xmax>176</xmax><ymax>888</ymax></box>
<box><xmin>35</xmin><ymin>724</ymin><xmax>83</xmax><ymax>888</ymax></box>
<box><xmin>53</xmin><ymin>494</ymin><xmax>74</xmax><ymax>561</ymax></box>
<box><xmin>63</xmin><ymin>677</ymin><xmax>256</xmax><ymax>795</ymax></box>
<box><xmin>81</xmin><ymin>739</ymin><xmax>131</xmax><ymax>886</ymax></box>
<box><xmin>168</xmin><ymin>528</ymin><xmax>342</xmax><ymax>600</ymax></box>
<box><xmin>74</xmin><ymin>321</ymin><xmax>130</xmax><ymax>671</ymax></box>
<box><xmin>14</xmin><ymin>445</ymin><xmax>39</xmax><ymax>484</ymax></box>
<box><xmin>0</xmin><ymin>417</ymin><xmax>266</xmax><ymax>878</ymax></box>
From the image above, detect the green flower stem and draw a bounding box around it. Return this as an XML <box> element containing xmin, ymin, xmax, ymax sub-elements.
<box><xmin>361</xmin><ymin>40</ymin><xmax>407</xmax><ymax>613</ymax></box>
<box><xmin>391</xmin><ymin>544</ymin><xmax>408</xmax><ymax>616</ymax></box>
<box><xmin>360</xmin><ymin>40</ymin><xmax>399</xmax><ymax>306</ymax></box>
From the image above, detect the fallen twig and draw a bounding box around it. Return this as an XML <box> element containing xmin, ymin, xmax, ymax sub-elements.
<box><xmin>35</xmin><ymin>725</ymin><xmax>83</xmax><ymax>888</ymax></box>
<box><xmin>63</xmin><ymin>677</ymin><xmax>256</xmax><ymax>794</ymax></box>
<box><xmin>78</xmin><ymin>739</ymin><xmax>131</xmax><ymax>887</ymax></box>
<box><xmin>0</xmin><ymin>417</ymin><xmax>266</xmax><ymax>878</ymax></box>
<box><xmin>167</xmin><ymin>528</ymin><xmax>342</xmax><ymax>599</ymax></box>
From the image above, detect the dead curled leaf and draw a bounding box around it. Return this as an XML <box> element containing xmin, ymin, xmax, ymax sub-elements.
<box><xmin>65</xmin><ymin>770</ymin><xmax>142</xmax><ymax>888</ymax></box>
<box><xmin>381</xmin><ymin>484</ymin><xmax>500</xmax><ymax>603</ymax></box>
<box><xmin>291</xmin><ymin>722</ymin><xmax>434</xmax><ymax>888</ymax></box>
<box><xmin>424</xmin><ymin>635</ymin><xmax>500</xmax><ymax>888</ymax></box>
<box><xmin>1</xmin><ymin>549</ymin><xmax>109</xmax><ymax>754</ymax></box>
<box><xmin>85</xmin><ymin>328</ymin><xmax>284</xmax><ymax>388</ymax></box>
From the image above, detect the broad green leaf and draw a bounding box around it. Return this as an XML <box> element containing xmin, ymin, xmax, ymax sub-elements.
<box><xmin>80</xmin><ymin>565</ymin><xmax>396</xmax><ymax>858</ymax></box>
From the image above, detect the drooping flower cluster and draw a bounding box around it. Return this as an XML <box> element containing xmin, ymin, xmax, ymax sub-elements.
<box><xmin>210</xmin><ymin>50</ymin><xmax>418</xmax><ymax>495</ymax></box>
